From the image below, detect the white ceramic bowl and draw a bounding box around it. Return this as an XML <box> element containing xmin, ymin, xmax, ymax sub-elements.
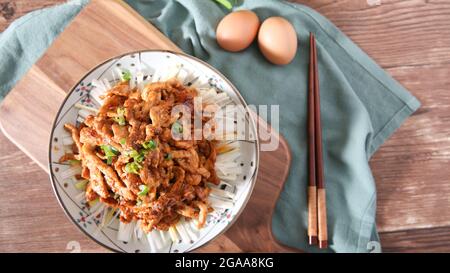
<box><xmin>48</xmin><ymin>50</ymin><xmax>259</xmax><ymax>252</ymax></box>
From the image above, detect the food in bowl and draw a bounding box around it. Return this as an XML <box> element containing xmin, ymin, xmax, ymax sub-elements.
<box><xmin>60</xmin><ymin>75</ymin><xmax>241</xmax><ymax>237</ymax></box>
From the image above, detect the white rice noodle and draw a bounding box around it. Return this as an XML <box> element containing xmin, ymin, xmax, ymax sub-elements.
<box><xmin>146</xmin><ymin>234</ymin><xmax>158</xmax><ymax>253</ymax></box>
<box><xmin>175</xmin><ymin>220</ymin><xmax>191</xmax><ymax>243</ymax></box>
<box><xmin>210</xmin><ymin>187</ymin><xmax>235</xmax><ymax>200</ymax></box>
<box><xmin>199</xmin><ymin>88</ymin><xmax>218</xmax><ymax>103</ymax></box>
<box><xmin>215</xmin><ymin>145</ymin><xmax>241</xmax><ymax>181</ymax></box>
<box><xmin>62</xmin><ymin>135</ymin><xmax>74</xmax><ymax>146</ymax></box>
<box><xmin>60</xmin><ymin>165</ymin><xmax>82</xmax><ymax>180</ymax></box>
<box><xmin>78</xmin><ymin>109</ymin><xmax>92</xmax><ymax>119</ymax></box>
<box><xmin>209</xmin><ymin>197</ymin><xmax>234</xmax><ymax>209</ymax></box>
<box><xmin>76</xmin><ymin>116</ymin><xmax>85</xmax><ymax>124</ymax></box>
<box><xmin>133</xmin><ymin>220</ymin><xmax>144</xmax><ymax>241</ymax></box>
<box><xmin>135</xmin><ymin>70</ymin><xmax>145</xmax><ymax>91</ymax></box>
<box><xmin>117</xmin><ymin>221</ymin><xmax>135</xmax><ymax>242</ymax></box>
<box><xmin>217</xmin><ymin>172</ymin><xmax>238</xmax><ymax>182</ymax></box>
<box><xmin>159</xmin><ymin>230</ymin><xmax>170</xmax><ymax>245</ymax></box>
<box><xmin>216</xmin><ymin>164</ymin><xmax>242</xmax><ymax>178</ymax></box>
<box><xmin>168</xmin><ymin>226</ymin><xmax>180</xmax><ymax>243</ymax></box>
<box><xmin>216</xmin><ymin>148</ymin><xmax>240</xmax><ymax>164</ymax></box>
<box><xmin>176</xmin><ymin>68</ymin><xmax>190</xmax><ymax>83</ymax></box>
<box><xmin>74</xmin><ymin>103</ymin><xmax>99</xmax><ymax>114</ymax></box>
<box><xmin>189</xmin><ymin>219</ymin><xmax>199</xmax><ymax>230</ymax></box>
<box><xmin>215</xmin><ymin>141</ymin><xmax>239</xmax><ymax>154</ymax></box>
<box><xmin>150</xmin><ymin>231</ymin><xmax>166</xmax><ymax>249</ymax></box>
<box><xmin>182</xmin><ymin>220</ymin><xmax>198</xmax><ymax>241</ymax></box>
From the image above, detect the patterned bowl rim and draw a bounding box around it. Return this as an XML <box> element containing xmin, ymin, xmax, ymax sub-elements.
<box><xmin>48</xmin><ymin>49</ymin><xmax>260</xmax><ymax>253</ymax></box>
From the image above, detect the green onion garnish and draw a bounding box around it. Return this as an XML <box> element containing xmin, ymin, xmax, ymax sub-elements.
<box><xmin>142</xmin><ymin>139</ymin><xmax>157</xmax><ymax>150</ymax></box>
<box><xmin>68</xmin><ymin>159</ymin><xmax>81</xmax><ymax>166</ymax></box>
<box><xmin>124</xmin><ymin>148</ymin><xmax>147</xmax><ymax>163</ymax></box>
<box><xmin>138</xmin><ymin>184</ymin><xmax>149</xmax><ymax>197</ymax></box>
<box><xmin>121</xmin><ymin>70</ymin><xmax>132</xmax><ymax>82</ymax></box>
<box><xmin>164</xmin><ymin>153</ymin><xmax>172</xmax><ymax>160</ymax></box>
<box><xmin>120</xmin><ymin>138</ymin><xmax>126</xmax><ymax>145</ymax></box>
<box><xmin>114</xmin><ymin>107</ymin><xmax>126</xmax><ymax>126</ymax></box>
<box><xmin>100</xmin><ymin>145</ymin><xmax>119</xmax><ymax>165</ymax></box>
<box><xmin>134</xmin><ymin>151</ymin><xmax>146</xmax><ymax>163</ymax></box>
<box><xmin>125</xmin><ymin>162</ymin><xmax>141</xmax><ymax>174</ymax></box>
<box><xmin>114</xmin><ymin>116</ymin><xmax>126</xmax><ymax>126</ymax></box>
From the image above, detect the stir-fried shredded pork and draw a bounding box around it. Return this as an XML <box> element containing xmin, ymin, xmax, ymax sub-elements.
<box><xmin>61</xmin><ymin>79</ymin><xmax>220</xmax><ymax>231</ymax></box>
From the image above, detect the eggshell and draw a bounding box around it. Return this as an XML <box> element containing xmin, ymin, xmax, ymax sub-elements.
<box><xmin>216</xmin><ymin>10</ymin><xmax>260</xmax><ymax>52</ymax></box>
<box><xmin>258</xmin><ymin>17</ymin><xmax>298</xmax><ymax>65</ymax></box>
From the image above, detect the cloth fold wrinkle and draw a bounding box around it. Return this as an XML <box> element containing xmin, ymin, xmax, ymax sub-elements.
<box><xmin>0</xmin><ymin>0</ymin><xmax>420</xmax><ymax>253</ymax></box>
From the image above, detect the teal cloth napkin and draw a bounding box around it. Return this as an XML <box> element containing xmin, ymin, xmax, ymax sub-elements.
<box><xmin>0</xmin><ymin>0</ymin><xmax>420</xmax><ymax>252</ymax></box>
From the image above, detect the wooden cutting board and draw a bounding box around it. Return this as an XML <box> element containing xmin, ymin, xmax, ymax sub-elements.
<box><xmin>0</xmin><ymin>0</ymin><xmax>295</xmax><ymax>252</ymax></box>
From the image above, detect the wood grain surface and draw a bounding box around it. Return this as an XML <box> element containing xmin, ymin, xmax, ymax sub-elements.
<box><xmin>1</xmin><ymin>0</ymin><xmax>450</xmax><ymax>252</ymax></box>
<box><xmin>0</xmin><ymin>0</ymin><xmax>294</xmax><ymax>253</ymax></box>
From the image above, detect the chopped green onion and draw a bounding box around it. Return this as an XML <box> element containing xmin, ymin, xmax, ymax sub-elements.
<box><xmin>164</xmin><ymin>153</ymin><xmax>172</xmax><ymax>160</ymax></box>
<box><xmin>117</xmin><ymin>107</ymin><xmax>125</xmax><ymax>115</ymax></box>
<box><xmin>125</xmin><ymin>162</ymin><xmax>141</xmax><ymax>174</ymax></box>
<box><xmin>124</xmin><ymin>149</ymin><xmax>138</xmax><ymax>158</ymax></box>
<box><xmin>124</xmin><ymin>149</ymin><xmax>147</xmax><ymax>163</ymax></box>
<box><xmin>114</xmin><ymin>107</ymin><xmax>126</xmax><ymax>126</ymax></box>
<box><xmin>114</xmin><ymin>116</ymin><xmax>126</xmax><ymax>126</ymax></box>
<box><xmin>68</xmin><ymin>159</ymin><xmax>81</xmax><ymax>166</ymax></box>
<box><xmin>134</xmin><ymin>152</ymin><xmax>146</xmax><ymax>163</ymax></box>
<box><xmin>106</xmin><ymin>157</ymin><xmax>113</xmax><ymax>165</ymax></box>
<box><xmin>121</xmin><ymin>70</ymin><xmax>132</xmax><ymax>81</ymax></box>
<box><xmin>74</xmin><ymin>179</ymin><xmax>88</xmax><ymax>191</ymax></box>
<box><xmin>100</xmin><ymin>145</ymin><xmax>119</xmax><ymax>156</ymax></box>
<box><xmin>119</xmin><ymin>138</ymin><xmax>126</xmax><ymax>145</ymax></box>
<box><xmin>142</xmin><ymin>139</ymin><xmax>157</xmax><ymax>150</ymax></box>
<box><xmin>138</xmin><ymin>184</ymin><xmax>149</xmax><ymax>197</ymax></box>
<box><xmin>172</xmin><ymin>121</ymin><xmax>183</xmax><ymax>134</ymax></box>
<box><xmin>100</xmin><ymin>145</ymin><xmax>119</xmax><ymax>165</ymax></box>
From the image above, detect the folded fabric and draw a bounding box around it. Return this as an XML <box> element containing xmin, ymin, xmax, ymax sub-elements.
<box><xmin>0</xmin><ymin>0</ymin><xmax>420</xmax><ymax>252</ymax></box>
<box><xmin>0</xmin><ymin>0</ymin><xmax>88</xmax><ymax>100</ymax></box>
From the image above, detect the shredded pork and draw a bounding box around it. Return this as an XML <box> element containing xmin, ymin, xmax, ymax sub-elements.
<box><xmin>62</xmin><ymin>79</ymin><xmax>220</xmax><ymax>232</ymax></box>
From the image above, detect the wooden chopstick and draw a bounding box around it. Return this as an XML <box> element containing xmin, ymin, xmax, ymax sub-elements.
<box><xmin>307</xmin><ymin>33</ymin><xmax>328</xmax><ymax>248</ymax></box>
<box><xmin>307</xmin><ymin>33</ymin><xmax>318</xmax><ymax>246</ymax></box>
<box><xmin>312</xmin><ymin>34</ymin><xmax>328</xmax><ymax>249</ymax></box>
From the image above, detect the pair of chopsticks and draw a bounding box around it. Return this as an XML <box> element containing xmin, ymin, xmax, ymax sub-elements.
<box><xmin>307</xmin><ymin>33</ymin><xmax>328</xmax><ymax>249</ymax></box>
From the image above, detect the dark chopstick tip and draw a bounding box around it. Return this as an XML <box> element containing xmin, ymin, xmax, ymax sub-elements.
<box><xmin>319</xmin><ymin>240</ymin><xmax>328</xmax><ymax>249</ymax></box>
<box><xmin>309</xmin><ymin>236</ymin><xmax>318</xmax><ymax>245</ymax></box>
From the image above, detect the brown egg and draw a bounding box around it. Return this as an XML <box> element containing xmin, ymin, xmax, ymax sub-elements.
<box><xmin>258</xmin><ymin>17</ymin><xmax>298</xmax><ymax>65</ymax></box>
<box><xmin>216</xmin><ymin>10</ymin><xmax>260</xmax><ymax>52</ymax></box>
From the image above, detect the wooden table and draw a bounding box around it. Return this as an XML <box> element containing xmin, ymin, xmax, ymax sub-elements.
<box><xmin>1</xmin><ymin>0</ymin><xmax>449</xmax><ymax>252</ymax></box>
